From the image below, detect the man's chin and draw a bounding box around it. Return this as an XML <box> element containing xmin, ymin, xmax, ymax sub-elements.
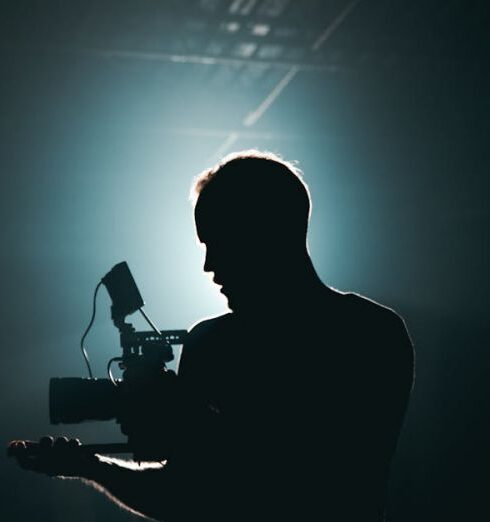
<box><xmin>224</xmin><ymin>294</ymin><xmax>236</xmax><ymax>312</ymax></box>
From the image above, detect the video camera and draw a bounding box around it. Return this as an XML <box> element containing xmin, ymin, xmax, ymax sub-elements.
<box><xmin>13</xmin><ymin>262</ymin><xmax>187</xmax><ymax>461</ymax></box>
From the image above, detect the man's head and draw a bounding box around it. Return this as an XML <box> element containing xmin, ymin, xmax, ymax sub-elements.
<box><xmin>192</xmin><ymin>150</ymin><xmax>312</xmax><ymax>311</ymax></box>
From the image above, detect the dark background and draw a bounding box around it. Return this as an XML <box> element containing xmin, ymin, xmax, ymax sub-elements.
<box><xmin>1</xmin><ymin>1</ymin><xmax>488</xmax><ymax>520</ymax></box>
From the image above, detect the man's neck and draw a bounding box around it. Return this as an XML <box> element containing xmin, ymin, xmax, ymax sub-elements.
<box><xmin>236</xmin><ymin>254</ymin><xmax>326</xmax><ymax>317</ymax></box>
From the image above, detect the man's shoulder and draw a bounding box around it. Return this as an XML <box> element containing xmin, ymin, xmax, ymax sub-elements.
<box><xmin>186</xmin><ymin>313</ymin><xmax>234</xmax><ymax>344</ymax></box>
<box><xmin>327</xmin><ymin>287</ymin><xmax>408</xmax><ymax>333</ymax></box>
<box><xmin>178</xmin><ymin>314</ymin><xmax>233</xmax><ymax>374</ymax></box>
<box><xmin>328</xmin><ymin>289</ymin><xmax>414</xmax><ymax>378</ymax></box>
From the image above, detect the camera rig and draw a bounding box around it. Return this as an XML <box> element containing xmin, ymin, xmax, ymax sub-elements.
<box><xmin>12</xmin><ymin>262</ymin><xmax>187</xmax><ymax>461</ymax></box>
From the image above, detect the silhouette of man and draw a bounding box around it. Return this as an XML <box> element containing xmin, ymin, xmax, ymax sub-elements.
<box><xmin>10</xmin><ymin>150</ymin><xmax>414</xmax><ymax>522</ymax></box>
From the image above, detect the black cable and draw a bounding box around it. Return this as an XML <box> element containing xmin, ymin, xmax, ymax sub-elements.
<box><xmin>80</xmin><ymin>281</ymin><xmax>102</xmax><ymax>379</ymax></box>
<box><xmin>107</xmin><ymin>357</ymin><xmax>122</xmax><ymax>386</ymax></box>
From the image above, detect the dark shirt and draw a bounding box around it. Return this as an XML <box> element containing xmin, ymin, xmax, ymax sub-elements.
<box><xmin>175</xmin><ymin>284</ymin><xmax>414</xmax><ymax>521</ymax></box>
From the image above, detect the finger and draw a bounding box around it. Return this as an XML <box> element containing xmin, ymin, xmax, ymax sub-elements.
<box><xmin>39</xmin><ymin>436</ymin><xmax>54</xmax><ymax>449</ymax></box>
<box><xmin>67</xmin><ymin>438</ymin><xmax>81</xmax><ymax>448</ymax></box>
<box><xmin>9</xmin><ymin>440</ymin><xmax>26</xmax><ymax>450</ymax></box>
<box><xmin>54</xmin><ymin>437</ymin><xmax>69</xmax><ymax>448</ymax></box>
<box><xmin>7</xmin><ymin>440</ymin><xmax>26</xmax><ymax>457</ymax></box>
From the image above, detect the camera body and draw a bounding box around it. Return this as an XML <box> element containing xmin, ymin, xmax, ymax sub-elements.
<box><xmin>47</xmin><ymin>262</ymin><xmax>187</xmax><ymax>460</ymax></box>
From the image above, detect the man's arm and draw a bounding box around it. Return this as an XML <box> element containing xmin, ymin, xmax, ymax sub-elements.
<box><xmin>9</xmin><ymin>320</ymin><xmax>224</xmax><ymax>520</ymax></box>
<box><xmin>82</xmin><ymin>455</ymin><xmax>171</xmax><ymax>521</ymax></box>
<box><xmin>9</xmin><ymin>438</ymin><xmax>174</xmax><ymax>521</ymax></box>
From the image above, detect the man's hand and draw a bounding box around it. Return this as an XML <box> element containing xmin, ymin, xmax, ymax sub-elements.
<box><xmin>8</xmin><ymin>436</ymin><xmax>99</xmax><ymax>478</ymax></box>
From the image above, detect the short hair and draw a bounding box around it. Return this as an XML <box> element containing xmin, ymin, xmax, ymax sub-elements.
<box><xmin>192</xmin><ymin>150</ymin><xmax>311</xmax><ymax>243</ymax></box>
